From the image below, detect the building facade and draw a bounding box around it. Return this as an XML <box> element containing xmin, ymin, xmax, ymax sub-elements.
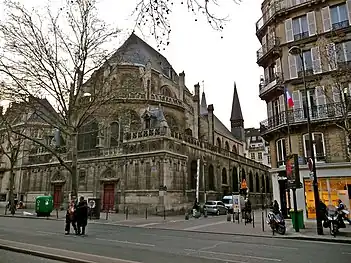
<box><xmin>244</xmin><ymin>128</ymin><xmax>271</xmax><ymax>167</ymax></box>
<box><xmin>0</xmin><ymin>34</ymin><xmax>272</xmax><ymax>213</ymax></box>
<box><xmin>256</xmin><ymin>0</ymin><xmax>351</xmax><ymax>220</ymax></box>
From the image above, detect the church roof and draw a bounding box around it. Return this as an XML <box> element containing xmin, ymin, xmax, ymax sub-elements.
<box><xmin>200</xmin><ymin>92</ymin><xmax>208</xmax><ymax>115</ymax></box>
<box><xmin>230</xmin><ymin>82</ymin><xmax>243</xmax><ymax>121</ymax></box>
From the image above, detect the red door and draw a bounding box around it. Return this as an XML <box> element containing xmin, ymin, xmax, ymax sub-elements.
<box><xmin>53</xmin><ymin>185</ymin><xmax>62</xmax><ymax>209</ymax></box>
<box><xmin>103</xmin><ymin>183</ymin><xmax>115</xmax><ymax>211</ymax></box>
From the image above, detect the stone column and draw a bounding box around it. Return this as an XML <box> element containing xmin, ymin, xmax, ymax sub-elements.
<box><xmin>96</xmin><ymin>122</ymin><xmax>105</xmax><ymax>148</ymax></box>
<box><xmin>178</xmin><ymin>71</ymin><xmax>185</xmax><ymax>101</ymax></box>
<box><xmin>207</xmin><ymin>104</ymin><xmax>214</xmax><ymax>144</ymax></box>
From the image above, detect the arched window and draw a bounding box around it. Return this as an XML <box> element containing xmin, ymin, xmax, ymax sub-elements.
<box><xmin>248</xmin><ymin>171</ymin><xmax>254</xmax><ymax>192</ymax></box>
<box><xmin>255</xmin><ymin>173</ymin><xmax>260</xmax><ymax>193</ymax></box>
<box><xmin>208</xmin><ymin>164</ymin><xmax>215</xmax><ymax>191</ymax></box>
<box><xmin>216</xmin><ymin>137</ymin><xmax>221</xmax><ymax>150</ymax></box>
<box><xmin>190</xmin><ymin>160</ymin><xmax>197</xmax><ymax>189</ymax></box>
<box><xmin>266</xmin><ymin>175</ymin><xmax>270</xmax><ymax>193</ymax></box>
<box><xmin>110</xmin><ymin>122</ymin><xmax>119</xmax><ymax>147</ymax></box>
<box><xmin>165</xmin><ymin>114</ymin><xmax>178</xmax><ymax>132</ymax></box>
<box><xmin>302</xmin><ymin>132</ymin><xmax>326</xmax><ymax>162</ymax></box>
<box><xmin>232</xmin><ymin>168</ymin><xmax>238</xmax><ymax>192</ymax></box>
<box><xmin>225</xmin><ymin>141</ymin><xmax>230</xmax><ymax>152</ymax></box>
<box><xmin>232</xmin><ymin>145</ymin><xmax>238</xmax><ymax>154</ymax></box>
<box><xmin>261</xmin><ymin>175</ymin><xmax>266</xmax><ymax>193</ymax></box>
<box><xmin>160</xmin><ymin>85</ymin><xmax>173</xmax><ymax>97</ymax></box>
<box><xmin>78</xmin><ymin>120</ymin><xmax>98</xmax><ymax>151</ymax></box>
<box><xmin>222</xmin><ymin>168</ymin><xmax>227</xmax><ymax>184</ymax></box>
<box><xmin>184</xmin><ymin>128</ymin><xmax>192</xmax><ymax>137</ymax></box>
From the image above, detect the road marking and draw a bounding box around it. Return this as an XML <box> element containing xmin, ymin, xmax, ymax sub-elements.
<box><xmin>342</xmin><ymin>252</ymin><xmax>351</xmax><ymax>255</ymax></box>
<box><xmin>136</xmin><ymin>222</ymin><xmax>161</xmax><ymax>227</ymax></box>
<box><xmin>184</xmin><ymin>220</ymin><xmax>226</xmax><ymax>230</ymax></box>
<box><xmin>198</xmin><ymin>250</ymin><xmax>282</xmax><ymax>262</ymax></box>
<box><xmin>37</xmin><ymin>231</ymin><xmax>61</xmax><ymax>236</ymax></box>
<box><xmin>96</xmin><ymin>238</ymin><xmax>155</xmax><ymax>247</ymax></box>
<box><xmin>194</xmin><ymin>254</ymin><xmax>246</xmax><ymax>263</ymax></box>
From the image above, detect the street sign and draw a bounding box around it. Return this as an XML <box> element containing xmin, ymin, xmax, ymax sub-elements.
<box><xmin>308</xmin><ymin>158</ymin><xmax>313</xmax><ymax>172</ymax></box>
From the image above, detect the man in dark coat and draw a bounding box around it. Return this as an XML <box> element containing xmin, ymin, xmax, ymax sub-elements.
<box><xmin>76</xmin><ymin>196</ymin><xmax>88</xmax><ymax>235</ymax></box>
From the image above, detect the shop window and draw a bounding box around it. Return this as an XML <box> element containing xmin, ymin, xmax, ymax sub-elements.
<box><xmin>276</xmin><ymin>138</ymin><xmax>286</xmax><ymax>167</ymax></box>
<box><xmin>303</xmin><ymin>132</ymin><xmax>325</xmax><ymax>162</ymax></box>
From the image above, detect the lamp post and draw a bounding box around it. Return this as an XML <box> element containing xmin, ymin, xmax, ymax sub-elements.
<box><xmin>288</xmin><ymin>46</ymin><xmax>323</xmax><ymax>235</ymax></box>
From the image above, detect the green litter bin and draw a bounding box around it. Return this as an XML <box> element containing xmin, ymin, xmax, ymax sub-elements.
<box><xmin>290</xmin><ymin>209</ymin><xmax>305</xmax><ymax>230</ymax></box>
<box><xmin>35</xmin><ymin>195</ymin><xmax>54</xmax><ymax>217</ymax></box>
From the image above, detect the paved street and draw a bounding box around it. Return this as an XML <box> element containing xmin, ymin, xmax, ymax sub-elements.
<box><xmin>1</xmin><ymin>250</ymin><xmax>63</xmax><ymax>263</ymax></box>
<box><xmin>0</xmin><ymin>217</ymin><xmax>350</xmax><ymax>263</ymax></box>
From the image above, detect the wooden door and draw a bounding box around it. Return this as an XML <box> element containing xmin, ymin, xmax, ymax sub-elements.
<box><xmin>53</xmin><ymin>185</ymin><xmax>62</xmax><ymax>209</ymax></box>
<box><xmin>103</xmin><ymin>183</ymin><xmax>115</xmax><ymax>211</ymax></box>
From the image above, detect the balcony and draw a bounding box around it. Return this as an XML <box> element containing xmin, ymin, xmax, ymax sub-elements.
<box><xmin>256</xmin><ymin>37</ymin><xmax>280</xmax><ymax>66</ymax></box>
<box><xmin>259</xmin><ymin>72</ymin><xmax>283</xmax><ymax>98</ymax></box>
<box><xmin>256</xmin><ymin>0</ymin><xmax>316</xmax><ymax>36</ymax></box>
<box><xmin>260</xmin><ymin>103</ymin><xmax>346</xmax><ymax>135</ymax></box>
<box><xmin>249</xmin><ymin>145</ymin><xmax>265</xmax><ymax>151</ymax></box>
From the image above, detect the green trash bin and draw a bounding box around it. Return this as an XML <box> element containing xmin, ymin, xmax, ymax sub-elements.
<box><xmin>35</xmin><ymin>195</ymin><xmax>54</xmax><ymax>217</ymax></box>
<box><xmin>290</xmin><ymin>209</ymin><xmax>305</xmax><ymax>230</ymax></box>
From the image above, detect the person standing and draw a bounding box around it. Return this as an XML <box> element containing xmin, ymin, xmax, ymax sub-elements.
<box><xmin>76</xmin><ymin>196</ymin><xmax>88</xmax><ymax>235</ymax></box>
<box><xmin>65</xmin><ymin>200</ymin><xmax>77</xmax><ymax>235</ymax></box>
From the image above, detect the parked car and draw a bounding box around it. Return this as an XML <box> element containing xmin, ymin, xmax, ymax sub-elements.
<box><xmin>222</xmin><ymin>195</ymin><xmax>245</xmax><ymax>213</ymax></box>
<box><xmin>204</xmin><ymin>201</ymin><xmax>228</xmax><ymax>215</ymax></box>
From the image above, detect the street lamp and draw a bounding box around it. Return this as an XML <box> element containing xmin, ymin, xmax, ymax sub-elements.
<box><xmin>288</xmin><ymin>46</ymin><xmax>323</xmax><ymax>235</ymax></box>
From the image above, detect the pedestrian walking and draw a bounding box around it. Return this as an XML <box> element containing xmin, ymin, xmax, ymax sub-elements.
<box><xmin>76</xmin><ymin>196</ymin><xmax>88</xmax><ymax>235</ymax></box>
<box><xmin>65</xmin><ymin>200</ymin><xmax>78</xmax><ymax>235</ymax></box>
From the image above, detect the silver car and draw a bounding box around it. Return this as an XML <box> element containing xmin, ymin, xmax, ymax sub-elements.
<box><xmin>204</xmin><ymin>201</ymin><xmax>228</xmax><ymax>215</ymax></box>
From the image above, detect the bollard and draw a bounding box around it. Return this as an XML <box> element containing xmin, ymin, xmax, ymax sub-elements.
<box><xmin>185</xmin><ymin>212</ymin><xmax>189</xmax><ymax>220</ymax></box>
<box><xmin>105</xmin><ymin>209</ymin><xmax>109</xmax><ymax>220</ymax></box>
<box><xmin>227</xmin><ymin>213</ymin><xmax>231</xmax><ymax>222</ymax></box>
<box><xmin>252</xmin><ymin>211</ymin><xmax>255</xmax><ymax>228</ymax></box>
<box><xmin>238</xmin><ymin>212</ymin><xmax>240</xmax><ymax>224</ymax></box>
<box><xmin>261</xmin><ymin>211</ymin><xmax>265</xmax><ymax>232</ymax></box>
<box><xmin>204</xmin><ymin>208</ymin><xmax>208</xmax><ymax>218</ymax></box>
<box><xmin>245</xmin><ymin>211</ymin><xmax>247</xmax><ymax>225</ymax></box>
<box><xmin>163</xmin><ymin>207</ymin><xmax>166</xmax><ymax>220</ymax></box>
<box><xmin>145</xmin><ymin>208</ymin><xmax>148</xmax><ymax>220</ymax></box>
<box><xmin>126</xmin><ymin>207</ymin><xmax>129</xmax><ymax>220</ymax></box>
<box><xmin>89</xmin><ymin>208</ymin><xmax>92</xmax><ymax>220</ymax></box>
<box><xmin>232</xmin><ymin>211</ymin><xmax>235</xmax><ymax>223</ymax></box>
<box><xmin>56</xmin><ymin>209</ymin><xmax>59</xmax><ymax>219</ymax></box>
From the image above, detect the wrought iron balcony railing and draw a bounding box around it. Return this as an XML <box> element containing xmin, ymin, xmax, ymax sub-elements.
<box><xmin>260</xmin><ymin>103</ymin><xmax>347</xmax><ymax>134</ymax></box>
<box><xmin>259</xmin><ymin>72</ymin><xmax>283</xmax><ymax>96</ymax></box>
<box><xmin>257</xmin><ymin>37</ymin><xmax>280</xmax><ymax>63</ymax></box>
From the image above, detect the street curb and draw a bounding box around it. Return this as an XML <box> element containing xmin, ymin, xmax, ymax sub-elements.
<box><xmin>0</xmin><ymin>214</ymin><xmax>64</xmax><ymax>221</ymax></box>
<box><xmin>0</xmin><ymin>243</ymin><xmax>94</xmax><ymax>263</ymax></box>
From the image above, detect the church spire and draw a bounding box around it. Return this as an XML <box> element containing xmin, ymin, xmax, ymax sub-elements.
<box><xmin>230</xmin><ymin>82</ymin><xmax>243</xmax><ymax>121</ymax></box>
<box><xmin>230</xmin><ymin>82</ymin><xmax>244</xmax><ymax>141</ymax></box>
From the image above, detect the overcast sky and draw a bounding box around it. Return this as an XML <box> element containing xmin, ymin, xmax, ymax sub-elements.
<box><xmin>1</xmin><ymin>0</ymin><xmax>266</xmax><ymax>129</ymax></box>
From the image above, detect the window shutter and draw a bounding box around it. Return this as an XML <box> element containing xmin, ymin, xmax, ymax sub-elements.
<box><xmin>292</xmin><ymin>90</ymin><xmax>301</xmax><ymax>109</ymax></box>
<box><xmin>326</xmin><ymin>43</ymin><xmax>337</xmax><ymax>71</ymax></box>
<box><xmin>288</xmin><ymin>54</ymin><xmax>297</xmax><ymax>79</ymax></box>
<box><xmin>347</xmin><ymin>0</ymin><xmax>351</xmax><ymax>26</ymax></box>
<box><xmin>264</xmin><ymin>67</ymin><xmax>269</xmax><ymax>83</ymax></box>
<box><xmin>262</xmin><ymin>35</ymin><xmax>267</xmax><ymax>54</ymax></box>
<box><xmin>275</xmin><ymin>58</ymin><xmax>282</xmax><ymax>79</ymax></box>
<box><xmin>321</xmin><ymin>7</ymin><xmax>331</xmax><ymax>32</ymax></box>
<box><xmin>315</xmin><ymin>87</ymin><xmax>326</xmax><ymax>119</ymax></box>
<box><xmin>279</xmin><ymin>95</ymin><xmax>285</xmax><ymax>113</ymax></box>
<box><xmin>311</xmin><ymin>46</ymin><xmax>322</xmax><ymax>74</ymax></box>
<box><xmin>285</xmin><ymin>18</ymin><xmax>293</xmax><ymax>43</ymax></box>
<box><xmin>307</xmin><ymin>11</ymin><xmax>316</xmax><ymax>36</ymax></box>
<box><xmin>267</xmin><ymin>101</ymin><xmax>273</xmax><ymax>127</ymax></box>
<box><xmin>332</xmin><ymin>86</ymin><xmax>341</xmax><ymax>102</ymax></box>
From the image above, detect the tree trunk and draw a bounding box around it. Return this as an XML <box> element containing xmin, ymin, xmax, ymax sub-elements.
<box><xmin>8</xmin><ymin>167</ymin><xmax>15</xmax><ymax>215</ymax></box>
<box><xmin>71</xmin><ymin>131</ymin><xmax>78</xmax><ymax>199</ymax></box>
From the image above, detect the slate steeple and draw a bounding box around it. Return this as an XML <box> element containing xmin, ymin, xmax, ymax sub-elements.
<box><xmin>230</xmin><ymin>82</ymin><xmax>244</xmax><ymax>141</ymax></box>
<box><xmin>200</xmin><ymin>91</ymin><xmax>208</xmax><ymax>115</ymax></box>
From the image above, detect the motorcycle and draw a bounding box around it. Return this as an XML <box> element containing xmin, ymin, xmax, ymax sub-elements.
<box><xmin>266</xmin><ymin>211</ymin><xmax>286</xmax><ymax>235</ymax></box>
<box><xmin>323</xmin><ymin>205</ymin><xmax>347</xmax><ymax>237</ymax></box>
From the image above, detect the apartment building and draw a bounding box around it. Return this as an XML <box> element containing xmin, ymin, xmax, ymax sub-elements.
<box><xmin>256</xmin><ymin>0</ymin><xmax>351</xmax><ymax>219</ymax></box>
<box><xmin>244</xmin><ymin>128</ymin><xmax>271</xmax><ymax>167</ymax></box>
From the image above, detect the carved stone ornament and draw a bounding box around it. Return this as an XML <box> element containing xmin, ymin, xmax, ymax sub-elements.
<box><xmin>100</xmin><ymin>168</ymin><xmax>118</xmax><ymax>181</ymax></box>
<box><xmin>51</xmin><ymin>172</ymin><xmax>65</xmax><ymax>183</ymax></box>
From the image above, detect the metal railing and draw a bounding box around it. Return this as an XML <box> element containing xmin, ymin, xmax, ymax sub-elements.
<box><xmin>256</xmin><ymin>37</ymin><xmax>280</xmax><ymax>62</ymax></box>
<box><xmin>260</xmin><ymin>103</ymin><xmax>346</xmax><ymax>134</ymax></box>
<box><xmin>259</xmin><ymin>72</ymin><xmax>282</xmax><ymax>95</ymax></box>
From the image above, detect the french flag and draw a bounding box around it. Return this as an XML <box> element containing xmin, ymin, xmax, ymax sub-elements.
<box><xmin>285</xmin><ymin>88</ymin><xmax>294</xmax><ymax>108</ymax></box>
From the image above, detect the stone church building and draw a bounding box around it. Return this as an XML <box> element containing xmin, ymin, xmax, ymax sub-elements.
<box><xmin>0</xmin><ymin>33</ymin><xmax>271</xmax><ymax>213</ymax></box>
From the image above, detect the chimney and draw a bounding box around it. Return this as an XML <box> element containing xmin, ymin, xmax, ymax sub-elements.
<box><xmin>207</xmin><ymin>104</ymin><xmax>214</xmax><ymax>144</ymax></box>
<box><xmin>178</xmin><ymin>71</ymin><xmax>185</xmax><ymax>101</ymax></box>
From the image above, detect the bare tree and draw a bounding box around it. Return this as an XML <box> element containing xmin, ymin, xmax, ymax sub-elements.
<box><xmin>316</xmin><ymin>36</ymin><xmax>351</xmax><ymax>159</ymax></box>
<box><xmin>0</xmin><ymin>105</ymin><xmax>27</xmax><ymax>214</ymax></box>
<box><xmin>133</xmin><ymin>0</ymin><xmax>243</xmax><ymax>49</ymax></box>
<box><xmin>0</xmin><ymin>0</ymin><xmax>121</xmax><ymax>198</ymax></box>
